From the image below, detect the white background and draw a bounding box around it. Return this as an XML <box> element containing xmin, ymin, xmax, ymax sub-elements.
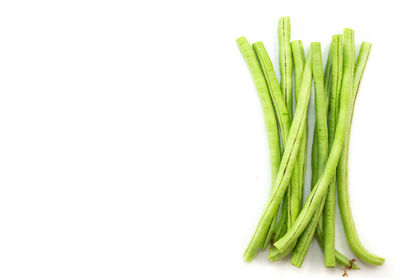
<box><xmin>0</xmin><ymin>0</ymin><xmax>398</xmax><ymax>277</ymax></box>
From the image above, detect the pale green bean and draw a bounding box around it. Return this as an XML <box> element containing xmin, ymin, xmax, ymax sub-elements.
<box><xmin>253</xmin><ymin>42</ymin><xmax>292</xmax><ymax>251</ymax></box>
<box><xmin>337</xmin><ymin>42</ymin><xmax>385</xmax><ymax>266</ymax></box>
<box><xmin>290</xmin><ymin>40</ymin><xmax>307</xmax><ymax>223</ymax></box>
<box><xmin>323</xmin><ymin>34</ymin><xmax>344</xmax><ymax>267</ymax></box>
<box><xmin>288</xmin><ymin>41</ymin><xmax>309</xmax><ymax>267</ymax></box>
<box><xmin>236</xmin><ymin>37</ymin><xmax>282</xmax><ymax>255</ymax></box>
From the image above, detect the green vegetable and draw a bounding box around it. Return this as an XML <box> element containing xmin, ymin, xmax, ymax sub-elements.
<box><xmin>276</xmin><ymin>19</ymin><xmax>299</xmax><ymax>252</ymax></box>
<box><xmin>323</xmin><ymin>34</ymin><xmax>344</xmax><ymax>267</ymax></box>
<box><xmin>337</xmin><ymin>42</ymin><xmax>385</xmax><ymax>266</ymax></box>
<box><xmin>291</xmin><ymin>40</ymin><xmax>307</xmax><ymax>212</ymax></box>
<box><xmin>253</xmin><ymin>32</ymin><xmax>301</xmax><ymax>262</ymax></box>
<box><xmin>252</xmin><ymin>41</ymin><xmax>292</xmax><ymax>249</ymax></box>
<box><xmin>236</xmin><ymin>37</ymin><xmax>282</xmax><ymax>252</ymax></box>
<box><xmin>251</xmin><ymin>40</ymin><xmax>294</xmax><ymax>261</ymax></box>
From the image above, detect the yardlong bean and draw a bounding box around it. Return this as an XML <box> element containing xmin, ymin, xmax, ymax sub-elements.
<box><xmin>323</xmin><ymin>34</ymin><xmax>344</xmax><ymax>267</ymax></box>
<box><xmin>337</xmin><ymin>42</ymin><xmax>385</xmax><ymax>266</ymax></box>
<box><xmin>236</xmin><ymin>37</ymin><xmax>282</xmax><ymax>255</ymax></box>
<box><xmin>253</xmin><ymin>42</ymin><xmax>292</xmax><ymax>252</ymax></box>
<box><xmin>254</xmin><ymin>37</ymin><xmax>301</xmax><ymax>262</ymax></box>
<box><xmin>291</xmin><ymin>41</ymin><xmax>307</xmax><ymax>209</ymax></box>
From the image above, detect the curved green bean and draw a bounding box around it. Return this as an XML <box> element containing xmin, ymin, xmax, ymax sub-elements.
<box><xmin>290</xmin><ymin>40</ymin><xmax>307</xmax><ymax>223</ymax></box>
<box><xmin>254</xmin><ymin>39</ymin><xmax>304</xmax><ymax>262</ymax></box>
<box><xmin>285</xmin><ymin>40</ymin><xmax>311</xmax><ymax>266</ymax></box>
<box><xmin>286</xmin><ymin>40</ymin><xmax>308</xmax><ymax>261</ymax></box>
<box><xmin>337</xmin><ymin>42</ymin><xmax>385</xmax><ymax>266</ymax></box>
<box><xmin>236</xmin><ymin>37</ymin><xmax>282</xmax><ymax>256</ymax></box>
<box><xmin>323</xmin><ymin>34</ymin><xmax>344</xmax><ymax>267</ymax></box>
<box><xmin>253</xmin><ymin>41</ymin><xmax>299</xmax><ymax>260</ymax></box>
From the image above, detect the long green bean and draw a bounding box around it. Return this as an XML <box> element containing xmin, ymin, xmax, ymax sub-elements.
<box><xmin>273</xmin><ymin>28</ymin><xmax>355</xmax><ymax>254</ymax></box>
<box><xmin>253</xmin><ymin>41</ymin><xmax>301</xmax><ymax>261</ymax></box>
<box><xmin>275</xmin><ymin>40</ymin><xmax>308</xmax><ymax>264</ymax></box>
<box><xmin>272</xmin><ymin>19</ymin><xmax>298</xmax><ymax>260</ymax></box>
<box><xmin>236</xmin><ymin>37</ymin><xmax>282</xmax><ymax>255</ymax></box>
<box><xmin>254</xmin><ymin>38</ymin><xmax>302</xmax><ymax>262</ymax></box>
<box><xmin>252</xmin><ymin>41</ymin><xmax>291</xmax><ymax>250</ymax></box>
<box><xmin>243</xmin><ymin>48</ymin><xmax>313</xmax><ymax>262</ymax></box>
<box><xmin>277</xmin><ymin>21</ymin><xmax>297</xmax><ymax>246</ymax></box>
<box><xmin>253</xmin><ymin>42</ymin><xmax>292</xmax><ymax>252</ymax></box>
<box><xmin>323</xmin><ymin>34</ymin><xmax>344</xmax><ymax>267</ymax></box>
<box><xmin>291</xmin><ymin>41</ymin><xmax>307</xmax><ymax>209</ymax></box>
<box><xmin>337</xmin><ymin>42</ymin><xmax>385</xmax><ymax>266</ymax></box>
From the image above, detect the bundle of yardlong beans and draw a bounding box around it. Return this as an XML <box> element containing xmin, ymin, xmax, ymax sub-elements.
<box><xmin>237</xmin><ymin>17</ymin><xmax>384</xmax><ymax>273</ymax></box>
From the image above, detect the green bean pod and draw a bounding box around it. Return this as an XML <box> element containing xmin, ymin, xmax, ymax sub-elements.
<box><xmin>323</xmin><ymin>34</ymin><xmax>344</xmax><ymax>267</ymax></box>
<box><xmin>254</xmin><ymin>38</ymin><xmax>303</xmax><ymax>262</ymax></box>
<box><xmin>290</xmin><ymin>40</ymin><xmax>307</xmax><ymax>225</ymax></box>
<box><xmin>236</xmin><ymin>37</ymin><xmax>282</xmax><ymax>257</ymax></box>
<box><xmin>253</xmin><ymin>42</ymin><xmax>292</xmax><ymax>251</ymax></box>
<box><xmin>270</xmin><ymin>19</ymin><xmax>299</xmax><ymax>261</ymax></box>
<box><xmin>290</xmin><ymin>41</ymin><xmax>308</xmax><ymax>206</ymax></box>
<box><xmin>253</xmin><ymin>41</ymin><xmax>301</xmax><ymax>261</ymax></box>
<box><xmin>337</xmin><ymin>42</ymin><xmax>385</xmax><ymax>266</ymax></box>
